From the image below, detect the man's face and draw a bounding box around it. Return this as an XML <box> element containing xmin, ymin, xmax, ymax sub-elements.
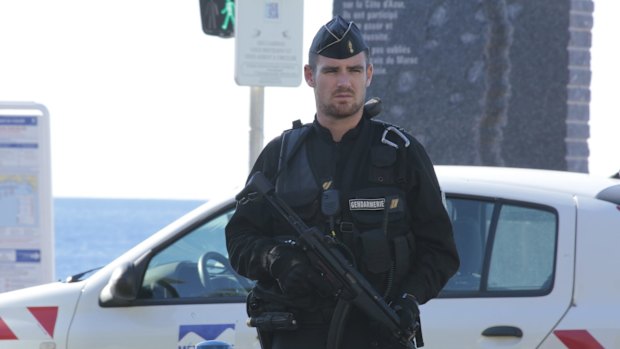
<box><xmin>305</xmin><ymin>52</ymin><xmax>373</xmax><ymax>120</ymax></box>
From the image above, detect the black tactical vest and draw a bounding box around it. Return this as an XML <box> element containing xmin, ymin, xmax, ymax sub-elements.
<box><xmin>274</xmin><ymin>119</ymin><xmax>416</xmax><ymax>298</ymax></box>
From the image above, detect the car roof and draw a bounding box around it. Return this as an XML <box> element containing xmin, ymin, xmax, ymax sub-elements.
<box><xmin>435</xmin><ymin>165</ymin><xmax>620</xmax><ymax>205</ymax></box>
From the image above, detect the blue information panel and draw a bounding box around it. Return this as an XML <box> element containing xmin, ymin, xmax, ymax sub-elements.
<box><xmin>0</xmin><ymin>102</ymin><xmax>53</xmax><ymax>292</ymax></box>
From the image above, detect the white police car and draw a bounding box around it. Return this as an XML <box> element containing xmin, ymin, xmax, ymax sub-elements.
<box><xmin>0</xmin><ymin>166</ymin><xmax>618</xmax><ymax>349</ymax></box>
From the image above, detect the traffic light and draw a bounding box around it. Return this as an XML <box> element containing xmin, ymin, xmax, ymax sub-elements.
<box><xmin>199</xmin><ymin>0</ymin><xmax>235</xmax><ymax>38</ymax></box>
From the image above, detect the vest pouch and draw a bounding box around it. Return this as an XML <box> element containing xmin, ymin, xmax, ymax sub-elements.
<box><xmin>282</xmin><ymin>190</ymin><xmax>320</xmax><ymax>222</ymax></box>
<box><xmin>280</xmin><ymin>188</ymin><xmax>317</xmax><ymax>209</ymax></box>
<box><xmin>360</xmin><ymin>228</ymin><xmax>392</xmax><ymax>274</ymax></box>
<box><xmin>369</xmin><ymin>145</ymin><xmax>397</xmax><ymax>185</ymax></box>
<box><xmin>275</xmin><ymin>129</ymin><xmax>321</xmax><ymax>220</ymax></box>
<box><xmin>392</xmin><ymin>235</ymin><xmax>411</xmax><ymax>281</ymax></box>
<box><xmin>272</xmin><ymin>197</ymin><xmax>320</xmax><ymax>236</ymax></box>
<box><xmin>347</xmin><ymin>187</ymin><xmax>407</xmax><ymax>232</ymax></box>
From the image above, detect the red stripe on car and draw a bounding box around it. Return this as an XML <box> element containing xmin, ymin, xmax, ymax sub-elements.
<box><xmin>0</xmin><ymin>317</ymin><xmax>18</xmax><ymax>340</ymax></box>
<box><xmin>28</xmin><ymin>306</ymin><xmax>58</xmax><ymax>338</ymax></box>
<box><xmin>555</xmin><ymin>330</ymin><xmax>604</xmax><ymax>349</ymax></box>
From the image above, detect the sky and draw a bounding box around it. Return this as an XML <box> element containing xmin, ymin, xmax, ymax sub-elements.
<box><xmin>0</xmin><ymin>0</ymin><xmax>617</xmax><ymax>200</ymax></box>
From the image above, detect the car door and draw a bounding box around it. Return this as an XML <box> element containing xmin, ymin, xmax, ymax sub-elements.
<box><xmin>66</xmin><ymin>204</ymin><xmax>260</xmax><ymax>349</ymax></box>
<box><xmin>421</xmin><ymin>187</ymin><xmax>576</xmax><ymax>348</ymax></box>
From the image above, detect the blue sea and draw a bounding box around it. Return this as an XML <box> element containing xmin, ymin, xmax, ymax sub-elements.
<box><xmin>54</xmin><ymin>198</ymin><xmax>205</xmax><ymax>280</ymax></box>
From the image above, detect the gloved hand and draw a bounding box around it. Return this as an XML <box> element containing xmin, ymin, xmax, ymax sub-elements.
<box><xmin>391</xmin><ymin>293</ymin><xmax>420</xmax><ymax>335</ymax></box>
<box><xmin>266</xmin><ymin>244</ymin><xmax>332</xmax><ymax>297</ymax></box>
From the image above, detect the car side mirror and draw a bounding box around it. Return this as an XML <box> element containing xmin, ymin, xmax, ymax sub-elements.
<box><xmin>99</xmin><ymin>262</ymin><xmax>139</xmax><ymax>307</ymax></box>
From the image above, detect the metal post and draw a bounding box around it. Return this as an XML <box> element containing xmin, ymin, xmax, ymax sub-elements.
<box><xmin>249</xmin><ymin>86</ymin><xmax>265</xmax><ymax>171</ymax></box>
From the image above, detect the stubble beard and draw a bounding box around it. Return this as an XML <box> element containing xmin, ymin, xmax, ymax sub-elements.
<box><xmin>320</xmin><ymin>93</ymin><xmax>365</xmax><ymax>120</ymax></box>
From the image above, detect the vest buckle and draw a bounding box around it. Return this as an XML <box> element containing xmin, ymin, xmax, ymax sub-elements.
<box><xmin>381</xmin><ymin>126</ymin><xmax>410</xmax><ymax>149</ymax></box>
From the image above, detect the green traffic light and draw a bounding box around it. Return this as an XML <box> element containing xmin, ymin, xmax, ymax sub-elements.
<box><xmin>220</xmin><ymin>0</ymin><xmax>235</xmax><ymax>30</ymax></box>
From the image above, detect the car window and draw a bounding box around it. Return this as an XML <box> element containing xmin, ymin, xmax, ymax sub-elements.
<box><xmin>138</xmin><ymin>208</ymin><xmax>253</xmax><ymax>301</ymax></box>
<box><xmin>442</xmin><ymin>196</ymin><xmax>557</xmax><ymax>297</ymax></box>
<box><xmin>134</xmin><ymin>197</ymin><xmax>557</xmax><ymax>301</ymax></box>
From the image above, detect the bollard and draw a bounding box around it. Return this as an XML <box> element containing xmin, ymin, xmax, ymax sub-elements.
<box><xmin>195</xmin><ymin>340</ymin><xmax>232</xmax><ymax>349</ymax></box>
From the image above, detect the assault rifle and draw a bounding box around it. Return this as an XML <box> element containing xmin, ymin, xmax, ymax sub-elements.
<box><xmin>236</xmin><ymin>171</ymin><xmax>418</xmax><ymax>348</ymax></box>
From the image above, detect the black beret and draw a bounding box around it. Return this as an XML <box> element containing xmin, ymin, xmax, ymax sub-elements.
<box><xmin>309</xmin><ymin>15</ymin><xmax>369</xmax><ymax>59</ymax></box>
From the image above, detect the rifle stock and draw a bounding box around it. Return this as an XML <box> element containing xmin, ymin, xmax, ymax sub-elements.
<box><xmin>238</xmin><ymin>171</ymin><xmax>415</xmax><ymax>348</ymax></box>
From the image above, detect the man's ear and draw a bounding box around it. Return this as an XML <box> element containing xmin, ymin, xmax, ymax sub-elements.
<box><xmin>304</xmin><ymin>65</ymin><xmax>315</xmax><ymax>87</ymax></box>
<box><xmin>366</xmin><ymin>64</ymin><xmax>374</xmax><ymax>87</ymax></box>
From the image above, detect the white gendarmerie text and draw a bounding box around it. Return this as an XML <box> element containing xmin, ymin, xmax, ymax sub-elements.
<box><xmin>349</xmin><ymin>198</ymin><xmax>385</xmax><ymax>211</ymax></box>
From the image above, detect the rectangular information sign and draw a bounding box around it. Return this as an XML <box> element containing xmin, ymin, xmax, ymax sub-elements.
<box><xmin>235</xmin><ymin>0</ymin><xmax>304</xmax><ymax>87</ymax></box>
<box><xmin>0</xmin><ymin>102</ymin><xmax>53</xmax><ymax>292</ymax></box>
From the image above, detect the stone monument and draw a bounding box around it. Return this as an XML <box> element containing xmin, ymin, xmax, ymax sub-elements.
<box><xmin>333</xmin><ymin>0</ymin><xmax>593</xmax><ymax>172</ymax></box>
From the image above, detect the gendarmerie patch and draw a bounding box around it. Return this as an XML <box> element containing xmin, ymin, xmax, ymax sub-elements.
<box><xmin>349</xmin><ymin>198</ymin><xmax>385</xmax><ymax>211</ymax></box>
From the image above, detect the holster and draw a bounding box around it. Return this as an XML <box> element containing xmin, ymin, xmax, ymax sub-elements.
<box><xmin>246</xmin><ymin>285</ymin><xmax>301</xmax><ymax>349</ymax></box>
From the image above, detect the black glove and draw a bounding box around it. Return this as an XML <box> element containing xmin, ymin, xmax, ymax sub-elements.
<box><xmin>266</xmin><ymin>244</ymin><xmax>332</xmax><ymax>297</ymax></box>
<box><xmin>391</xmin><ymin>293</ymin><xmax>420</xmax><ymax>335</ymax></box>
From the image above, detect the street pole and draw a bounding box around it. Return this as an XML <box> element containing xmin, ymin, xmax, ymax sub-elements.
<box><xmin>249</xmin><ymin>86</ymin><xmax>264</xmax><ymax>171</ymax></box>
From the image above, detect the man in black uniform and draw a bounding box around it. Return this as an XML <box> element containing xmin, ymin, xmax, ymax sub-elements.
<box><xmin>226</xmin><ymin>15</ymin><xmax>459</xmax><ymax>349</ymax></box>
